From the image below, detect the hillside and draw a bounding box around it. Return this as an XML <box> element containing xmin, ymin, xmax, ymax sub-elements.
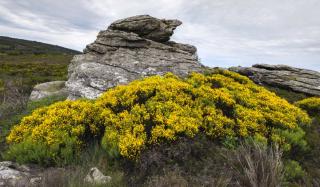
<box><xmin>0</xmin><ymin>36</ymin><xmax>80</xmax><ymax>55</ymax></box>
<box><xmin>0</xmin><ymin>36</ymin><xmax>80</xmax><ymax>137</ymax></box>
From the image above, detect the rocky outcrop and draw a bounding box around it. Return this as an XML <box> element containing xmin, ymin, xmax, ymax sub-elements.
<box><xmin>29</xmin><ymin>81</ymin><xmax>68</xmax><ymax>101</ymax></box>
<box><xmin>230</xmin><ymin>64</ymin><xmax>320</xmax><ymax>96</ymax></box>
<box><xmin>66</xmin><ymin>15</ymin><xmax>204</xmax><ymax>100</ymax></box>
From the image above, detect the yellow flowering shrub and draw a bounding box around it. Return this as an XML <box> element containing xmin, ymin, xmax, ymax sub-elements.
<box><xmin>5</xmin><ymin>100</ymin><xmax>104</xmax><ymax>165</ymax></box>
<box><xmin>6</xmin><ymin>70</ymin><xmax>311</xmax><ymax>164</ymax></box>
<box><xmin>295</xmin><ymin>97</ymin><xmax>320</xmax><ymax>116</ymax></box>
<box><xmin>97</xmin><ymin>70</ymin><xmax>311</xmax><ymax>159</ymax></box>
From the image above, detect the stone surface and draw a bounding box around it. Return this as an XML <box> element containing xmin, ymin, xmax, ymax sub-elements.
<box><xmin>0</xmin><ymin>161</ymin><xmax>34</xmax><ymax>187</ymax></box>
<box><xmin>230</xmin><ymin>64</ymin><xmax>320</xmax><ymax>96</ymax></box>
<box><xmin>29</xmin><ymin>81</ymin><xmax>68</xmax><ymax>101</ymax></box>
<box><xmin>0</xmin><ymin>161</ymin><xmax>67</xmax><ymax>187</ymax></box>
<box><xmin>108</xmin><ymin>15</ymin><xmax>182</xmax><ymax>42</ymax></box>
<box><xmin>66</xmin><ymin>15</ymin><xmax>204</xmax><ymax>100</ymax></box>
<box><xmin>84</xmin><ymin>167</ymin><xmax>111</xmax><ymax>184</ymax></box>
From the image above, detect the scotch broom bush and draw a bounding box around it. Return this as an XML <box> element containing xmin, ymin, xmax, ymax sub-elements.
<box><xmin>5</xmin><ymin>100</ymin><xmax>104</xmax><ymax>165</ymax></box>
<box><xmin>97</xmin><ymin>70</ymin><xmax>310</xmax><ymax>159</ymax></box>
<box><xmin>6</xmin><ymin>70</ymin><xmax>311</xmax><ymax>164</ymax></box>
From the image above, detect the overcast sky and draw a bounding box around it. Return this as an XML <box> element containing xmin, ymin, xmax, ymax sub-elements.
<box><xmin>1</xmin><ymin>0</ymin><xmax>320</xmax><ymax>70</ymax></box>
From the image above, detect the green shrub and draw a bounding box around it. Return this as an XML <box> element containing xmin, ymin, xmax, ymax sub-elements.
<box><xmin>4</xmin><ymin>136</ymin><xmax>78</xmax><ymax>166</ymax></box>
<box><xmin>294</xmin><ymin>97</ymin><xmax>320</xmax><ymax>183</ymax></box>
<box><xmin>284</xmin><ymin>160</ymin><xmax>306</xmax><ymax>181</ymax></box>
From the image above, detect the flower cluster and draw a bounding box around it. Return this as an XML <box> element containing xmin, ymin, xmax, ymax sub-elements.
<box><xmin>6</xmin><ymin>70</ymin><xmax>311</xmax><ymax>163</ymax></box>
<box><xmin>295</xmin><ymin>97</ymin><xmax>320</xmax><ymax>116</ymax></box>
<box><xmin>6</xmin><ymin>100</ymin><xmax>104</xmax><ymax>164</ymax></box>
<box><xmin>97</xmin><ymin>70</ymin><xmax>310</xmax><ymax>159</ymax></box>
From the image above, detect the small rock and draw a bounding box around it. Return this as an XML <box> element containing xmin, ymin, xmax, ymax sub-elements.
<box><xmin>30</xmin><ymin>176</ymin><xmax>42</xmax><ymax>185</ymax></box>
<box><xmin>29</xmin><ymin>81</ymin><xmax>68</xmax><ymax>101</ymax></box>
<box><xmin>84</xmin><ymin>167</ymin><xmax>111</xmax><ymax>184</ymax></box>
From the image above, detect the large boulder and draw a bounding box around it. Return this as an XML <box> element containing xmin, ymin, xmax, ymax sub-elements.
<box><xmin>29</xmin><ymin>81</ymin><xmax>68</xmax><ymax>101</ymax></box>
<box><xmin>230</xmin><ymin>64</ymin><xmax>320</xmax><ymax>96</ymax></box>
<box><xmin>66</xmin><ymin>15</ymin><xmax>204</xmax><ymax>100</ymax></box>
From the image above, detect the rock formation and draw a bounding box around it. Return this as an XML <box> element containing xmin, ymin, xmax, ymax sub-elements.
<box><xmin>29</xmin><ymin>81</ymin><xmax>68</xmax><ymax>101</ymax></box>
<box><xmin>66</xmin><ymin>15</ymin><xmax>204</xmax><ymax>100</ymax></box>
<box><xmin>230</xmin><ymin>64</ymin><xmax>320</xmax><ymax>96</ymax></box>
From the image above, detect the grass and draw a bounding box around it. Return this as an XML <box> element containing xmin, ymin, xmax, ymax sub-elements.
<box><xmin>0</xmin><ymin>54</ymin><xmax>73</xmax><ymax>108</ymax></box>
<box><xmin>39</xmin><ymin>142</ymin><xmax>126</xmax><ymax>187</ymax></box>
<box><xmin>0</xmin><ymin>54</ymin><xmax>72</xmax><ymax>85</ymax></box>
<box><xmin>0</xmin><ymin>53</ymin><xmax>74</xmax><ymax>152</ymax></box>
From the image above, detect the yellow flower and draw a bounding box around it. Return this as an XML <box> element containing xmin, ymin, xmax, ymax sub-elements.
<box><xmin>7</xmin><ymin>70</ymin><xmax>311</xmax><ymax>161</ymax></box>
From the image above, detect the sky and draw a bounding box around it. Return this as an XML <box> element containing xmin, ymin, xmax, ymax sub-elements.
<box><xmin>1</xmin><ymin>0</ymin><xmax>320</xmax><ymax>71</ymax></box>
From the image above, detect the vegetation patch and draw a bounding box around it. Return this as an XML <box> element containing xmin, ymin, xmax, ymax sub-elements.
<box><xmin>0</xmin><ymin>95</ymin><xmax>67</xmax><ymax>161</ymax></box>
<box><xmin>292</xmin><ymin>97</ymin><xmax>320</xmax><ymax>184</ymax></box>
<box><xmin>5</xmin><ymin>70</ymin><xmax>311</xmax><ymax>166</ymax></box>
<box><xmin>295</xmin><ymin>97</ymin><xmax>320</xmax><ymax>116</ymax></box>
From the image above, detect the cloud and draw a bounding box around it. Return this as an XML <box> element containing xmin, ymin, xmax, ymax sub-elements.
<box><xmin>0</xmin><ymin>0</ymin><xmax>320</xmax><ymax>70</ymax></box>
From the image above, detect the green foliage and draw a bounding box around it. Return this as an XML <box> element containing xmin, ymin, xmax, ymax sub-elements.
<box><xmin>65</xmin><ymin>143</ymin><xmax>125</xmax><ymax>187</ymax></box>
<box><xmin>36</xmin><ymin>142</ymin><xmax>125</xmax><ymax>186</ymax></box>
<box><xmin>293</xmin><ymin>97</ymin><xmax>320</xmax><ymax>183</ymax></box>
<box><xmin>284</xmin><ymin>160</ymin><xmax>306</xmax><ymax>181</ymax></box>
<box><xmin>4</xmin><ymin>136</ymin><xmax>79</xmax><ymax>166</ymax></box>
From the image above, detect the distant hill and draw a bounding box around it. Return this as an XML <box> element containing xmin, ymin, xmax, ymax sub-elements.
<box><xmin>0</xmin><ymin>36</ymin><xmax>80</xmax><ymax>55</ymax></box>
<box><xmin>0</xmin><ymin>36</ymin><xmax>80</xmax><ymax>114</ymax></box>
